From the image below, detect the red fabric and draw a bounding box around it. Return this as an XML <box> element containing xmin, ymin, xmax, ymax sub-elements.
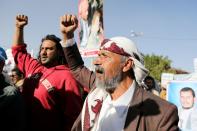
<box><xmin>12</xmin><ymin>44</ymin><xmax>82</xmax><ymax>131</ymax></box>
<box><xmin>101</xmin><ymin>39</ymin><xmax>131</xmax><ymax>57</ymax></box>
<box><xmin>83</xmin><ymin>99</ymin><xmax>90</xmax><ymax>131</ymax></box>
<box><xmin>91</xmin><ymin>99</ymin><xmax>103</xmax><ymax>115</ymax></box>
<box><xmin>83</xmin><ymin>98</ymin><xmax>103</xmax><ymax>131</ymax></box>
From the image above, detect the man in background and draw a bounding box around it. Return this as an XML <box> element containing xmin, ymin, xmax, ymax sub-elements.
<box><xmin>144</xmin><ymin>75</ymin><xmax>160</xmax><ymax>96</ymax></box>
<box><xmin>12</xmin><ymin>14</ymin><xmax>83</xmax><ymax>131</ymax></box>
<box><xmin>10</xmin><ymin>67</ymin><xmax>24</xmax><ymax>92</ymax></box>
<box><xmin>0</xmin><ymin>47</ymin><xmax>26</xmax><ymax>131</ymax></box>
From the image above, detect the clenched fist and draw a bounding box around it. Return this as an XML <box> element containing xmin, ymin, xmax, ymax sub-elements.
<box><xmin>16</xmin><ymin>14</ymin><xmax>28</xmax><ymax>28</ymax></box>
<box><xmin>60</xmin><ymin>14</ymin><xmax>78</xmax><ymax>39</ymax></box>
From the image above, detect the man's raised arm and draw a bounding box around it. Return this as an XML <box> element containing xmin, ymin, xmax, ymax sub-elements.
<box><xmin>60</xmin><ymin>14</ymin><xmax>96</xmax><ymax>90</ymax></box>
<box><xmin>13</xmin><ymin>14</ymin><xmax>28</xmax><ymax>47</ymax></box>
<box><xmin>60</xmin><ymin>14</ymin><xmax>78</xmax><ymax>43</ymax></box>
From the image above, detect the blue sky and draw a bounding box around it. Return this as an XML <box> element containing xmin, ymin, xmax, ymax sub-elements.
<box><xmin>1</xmin><ymin>0</ymin><xmax>197</xmax><ymax>72</ymax></box>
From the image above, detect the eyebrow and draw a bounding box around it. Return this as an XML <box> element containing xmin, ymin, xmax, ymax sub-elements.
<box><xmin>100</xmin><ymin>52</ymin><xmax>107</xmax><ymax>56</ymax></box>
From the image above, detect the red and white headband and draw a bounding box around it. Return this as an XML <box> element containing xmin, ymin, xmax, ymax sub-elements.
<box><xmin>100</xmin><ymin>36</ymin><xmax>149</xmax><ymax>84</ymax></box>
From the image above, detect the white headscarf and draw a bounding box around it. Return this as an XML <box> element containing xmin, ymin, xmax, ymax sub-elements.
<box><xmin>100</xmin><ymin>36</ymin><xmax>149</xmax><ymax>85</ymax></box>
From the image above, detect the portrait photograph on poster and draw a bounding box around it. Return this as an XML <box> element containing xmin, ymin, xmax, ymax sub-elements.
<box><xmin>167</xmin><ymin>81</ymin><xmax>197</xmax><ymax>130</ymax></box>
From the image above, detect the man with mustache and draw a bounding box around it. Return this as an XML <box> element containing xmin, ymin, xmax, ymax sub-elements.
<box><xmin>60</xmin><ymin>14</ymin><xmax>179</xmax><ymax>131</ymax></box>
<box><xmin>12</xmin><ymin>14</ymin><xmax>82</xmax><ymax>131</ymax></box>
<box><xmin>178</xmin><ymin>87</ymin><xmax>197</xmax><ymax>130</ymax></box>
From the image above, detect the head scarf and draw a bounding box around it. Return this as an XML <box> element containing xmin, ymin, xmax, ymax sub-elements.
<box><xmin>100</xmin><ymin>36</ymin><xmax>149</xmax><ymax>85</ymax></box>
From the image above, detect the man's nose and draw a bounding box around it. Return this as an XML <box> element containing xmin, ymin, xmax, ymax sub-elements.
<box><xmin>93</xmin><ymin>57</ymin><xmax>101</xmax><ymax>66</ymax></box>
<box><xmin>41</xmin><ymin>49</ymin><xmax>47</xmax><ymax>55</ymax></box>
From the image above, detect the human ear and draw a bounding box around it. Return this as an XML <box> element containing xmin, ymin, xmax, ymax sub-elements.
<box><xmin>122</xmin><ymin>59</ymin><xmax>133</xmax><ymax>72</ymax></box>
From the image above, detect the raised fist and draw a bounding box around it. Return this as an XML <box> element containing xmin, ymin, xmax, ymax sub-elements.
<box><xmin>16</xmin><ymin>14</ymin><xmax>28</xmax><ymax>28</ymax></box>
<box><xmin>60</xmin><ymin>14</ymin><xmax>78</xmax><ymax>38</ymax></box>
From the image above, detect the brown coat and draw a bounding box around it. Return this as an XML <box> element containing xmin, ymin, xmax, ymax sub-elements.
<box><xmin>63</xmin><ymin>44</ymin><xmax>179</xmax><ymax>131</ymax></box>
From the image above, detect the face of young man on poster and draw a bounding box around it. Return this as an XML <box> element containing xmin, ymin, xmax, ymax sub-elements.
<box><xmin>180</xmin><ymin>90</ymin><xmax>195</xmax><ymax>109</ymax></box>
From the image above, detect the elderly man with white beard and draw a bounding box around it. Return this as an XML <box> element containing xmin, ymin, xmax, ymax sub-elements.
<box><xmin>60</xmin><ymin>14</ymin><xmax>179</xmax><ymax>131</ymax></box>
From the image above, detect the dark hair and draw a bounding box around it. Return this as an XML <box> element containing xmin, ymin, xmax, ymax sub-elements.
<box><xmin>180</xmin><ymin>87</ymin><xmax>195</xmax><ymax>97</ymax></box>
<box><xmin>37</xmin><ymin>34</ymin><xmax>67</xmax><ymax>65</ymax></box>
<box><xmin>143</xmin><ymin>75</ymin><xmax>156</xmax><ymax>91</ymax></box>
<box><xmin>11</xmin><ymin>67</ymin><xmax>23</xmax><ymax>78</ymax></box>
<box><xmin>144</xmin><ymin>76</ymin><xmax>155</xmax><ymax>85</ymax></box>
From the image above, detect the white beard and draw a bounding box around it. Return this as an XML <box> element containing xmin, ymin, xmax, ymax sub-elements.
<box><xmin>95</xmin><ymin>71</ymin><xmax>123</xmax><ymax>92</ymax></box>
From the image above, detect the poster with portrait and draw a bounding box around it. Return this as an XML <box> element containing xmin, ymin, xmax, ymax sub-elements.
<box><xmin>167</xmin><ymin>81</ymin><xmax>197</xmax><ymax>130</ymax></box>
<box><xmin>167</xmin><ymin>81</ymin><xmax>197</xmax><ymax>107</ymax></box>
<box><xmin>78</xmin><ymin>0</ymin><xmax>104</xmax><ymax>57</ymax></box>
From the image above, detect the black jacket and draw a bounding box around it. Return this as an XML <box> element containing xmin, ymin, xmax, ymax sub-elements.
<box><xmin>0</xmin><ymin>73</ymin><xmax>26</xmax><ymax>131</ymax></box>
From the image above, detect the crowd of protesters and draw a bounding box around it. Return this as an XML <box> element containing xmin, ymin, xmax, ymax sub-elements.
<box><xmin>0</xmin><ymin>47</ymin><xmax>26</xmax><ymax>131</ymax></box>
<box><xmin>1</xmin><ymin>13</ymin><xmax>196</xmax><ymax>131</ymax></box>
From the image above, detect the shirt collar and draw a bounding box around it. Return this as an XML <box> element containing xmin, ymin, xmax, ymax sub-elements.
<box><xmin>106</xmin><ymin>81</ymin><xmax>136</xmax><ymax>117</ymax></box>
